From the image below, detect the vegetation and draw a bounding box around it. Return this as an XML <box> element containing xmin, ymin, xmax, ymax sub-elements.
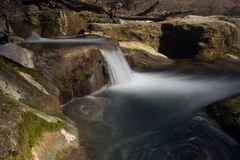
<box><xmin>79</xmin><ymin>13</ymin><xmax>119</xmax><ymax>24</ymax></box>
<box><xmin>209</xmin><ymin>96</ymin><xmax>240</xmax><ymax>138</ymax></box>
<box><xmin>0</xmin><ymin>56</ymin><xmax>42</xmax><ymax>82</ymax></box>
<box><xmin>19</xmin><ymin>110</ymin><xmax>64</xmax><ymax>159</ymax></box>
<box><xmin>0</xmin><ymin>91</ymin><xmax>64</xmax><ymax>159</ymax></box>
<box><xmin>39</xmin><ymin>13</ymin><xmax>61</xmax><ymax>37</ymax></box>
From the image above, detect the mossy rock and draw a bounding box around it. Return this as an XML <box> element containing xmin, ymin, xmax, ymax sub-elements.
<box><xmin>19</xmin><ymin>109</ymin><xmax>64</xmax><ymax>159</ymax></box>
<box><xmin>208</xmin><ymin>96</ymin><xmax>240</xmax><ymax>140</ymax></box>
<box><xmin>39</xmin><ymin>13</ymin><xmax>61</xmax><ymax>37</ymax></box>
<box><xmin>79</xmin><ymin>12</ymin><xmax>119</xmax><ymax>24</ymax></box>
<box><xmin>88</xmin><ymin>23</ymin><xmax>161</xmax><ymax>50</ymax></box>
<box><xmin>0</xmin><ymin>92</ymin><xmax>64</xmax><ymax>160</ymax></box>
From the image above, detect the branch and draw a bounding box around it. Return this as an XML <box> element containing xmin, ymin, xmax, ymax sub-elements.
<box><xmin>136</xmin><ymin>1</ymin><xmax>160</xmax><ymax>16</ymax></box>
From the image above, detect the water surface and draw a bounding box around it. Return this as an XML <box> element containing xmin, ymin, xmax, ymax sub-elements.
<box><xmin>64</xmin><ymin>70</ymin><xmax>240</xmax><ymax>160</ymax></box>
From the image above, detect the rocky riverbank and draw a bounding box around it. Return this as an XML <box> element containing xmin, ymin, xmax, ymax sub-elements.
<box><xmin>0</xmin><ymin>1</ymin><xmax>240</xmax><ymax>159</ymax></box>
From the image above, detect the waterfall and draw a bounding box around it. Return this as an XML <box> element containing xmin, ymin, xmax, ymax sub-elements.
<box><xmin>100</xmin><ymin>47</ymin><xmax>133</xmax><ymax>85</ymax></box>
<box><xmin>24</xmin><ymin>32</ymin><xmax>133</xmax><ymax>85</ymax></box>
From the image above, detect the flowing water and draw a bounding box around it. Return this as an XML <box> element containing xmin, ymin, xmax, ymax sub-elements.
<box><xmin>100</xmin><ymin>47</ymin><xmax>133</xmax><ymax>85</ymax></box>
<box><xmin>63</xmin><ymin>46</ymin><xmax>240</xmax><ymax>160</ymax></box>
<box><xmin>28</xmin><ymin>35</ymin><xmax>240</xmax><ymax>160</ymax></box>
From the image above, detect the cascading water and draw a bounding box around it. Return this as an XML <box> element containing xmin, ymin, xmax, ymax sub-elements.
<box><xmin>100</xmin><ymin>47</ymin><xmax>133</xmax><ymax>85</ymax></box>
<box><xmin>28</xmin><ymin>33</ymin><xmax>240</xmax><ymax>160</ymax></box>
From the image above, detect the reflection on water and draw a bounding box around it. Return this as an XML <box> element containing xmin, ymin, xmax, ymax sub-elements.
<box><xmin>63</xmin><ymin>71</ymin><xmax>240</xmax><ymax>160</ymax></box>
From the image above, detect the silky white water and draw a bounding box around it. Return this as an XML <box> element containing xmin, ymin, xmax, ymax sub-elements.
<box><xmin>100</xmin><ymin>47</ymin><xmax>133</xmax><ymax>85</ymax></box>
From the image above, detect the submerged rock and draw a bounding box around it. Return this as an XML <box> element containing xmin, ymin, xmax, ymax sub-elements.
<box><xmin>208</xmin><ymin>96</ymin><xmax>240</xmax><ymax>140</ymax></box>
<box><xmin>63</xmin><ymin>96</ymin><xmax>110</xmax><ymax>122</ymax></box>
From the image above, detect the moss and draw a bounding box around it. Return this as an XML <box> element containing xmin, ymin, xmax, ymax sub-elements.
<box><xmin>19</xmin><ymin>110</ymin><xmax>64</xmax><ymax>159</ymax></box>
<box><xmin>0</xmin><ymin>155</ymin><xmax>25</xmax><ymax>160</ymax></box>
<box><xmin>120</xmin><ymin>41</ymin><xmax>167</xmax><ymax>58</ymax></box>
<box><xmin>39</xmin><ymin>13</ymin><xmax>61</xmax><ymax>37</ymax></box>
<box><xmin>88</xmin><ymin>23</ymin><xmax>160</xmax><ymax>50</ymax></box>
<box><xmin>24</xmin><ymin>13</ymin><xmax>40</xmax><ymax>27</ymax></box>
<box><xmin>79</xmin><ymin>13</ymin><xmax>119</xmax><ymax>24</ymax></box>
<box><xmin>209</xmin><ymin>96</ymin><xmax>240</xmax><ymax>136</ymax></box>
<box><xmin>0</xmin><ymin>56</ymin><xmax>41</xmax><ymax>82</ymax></box>
<box><xmin>221</xmin><ymin>97</ymin><xmax>240</xmax><ymax>113</ymax></box>
<box><xmin>0</xmin><ymin>92</ymin><xmax>64</xmax><ymax>159</ymax></box>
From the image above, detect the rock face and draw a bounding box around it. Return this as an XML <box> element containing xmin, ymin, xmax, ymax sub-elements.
<box><xmin>0</xmin><ymin>92</ymin><xmax>79</xmax><ymax>160</ymax></box>
<box><xmin>0</xmin><ymin>44</ymin><xmax>103</xmax><ymax>159</ymax></box>
<box><xmin>0</xmin><ymin>43</ymin><xmax>34</xmax><ymax>68</ymax></box>
<box><xmin>88</xmin><ymin>22</ymin><xmax>161</xmax><ymax>50</ymax></box>
<box><xmin>10</xmin><ymin>10</ymin><xmax>87</xmax><ymax>38</ymax></box>
<box><xmin>159</xmin><ymin>16</ymin><xmax>240</xmax><ymax>60</ymax></box>
<box><xmin>34</xmin><ymin>46</ymin><xmax>107</xmax><ymax>104</ymax></box>
<box><xmin>120</xmin><ymin>41</ymin><xmax>172</xmax><ymax>69</ymax></box>
<box><xmin>89</xmin><ymin>16</ymin><xmax>240</xmax><ymax>61</ymax></box>
<box><xmin>0</xmin><ymin>15</ymin><xmax>9</xmax><ymax>44</ymax></box>
<box><xmin>0</xmin><ymin>56</ymin><xmax>60</xmax><ymax>114</ymax></box>
<box><xmin>0</xmin><ymin>0</ymin><xmax>22</xmax><ymax>17</ymax></box>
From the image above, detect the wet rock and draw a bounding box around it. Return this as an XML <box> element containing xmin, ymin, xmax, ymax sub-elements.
<box><xmin>120</xmin><ymin>41</ymin><xmax>172</xmax><ymax>69</ymax></box>
<box><xmin>34</xmin><ymin>46</ymin><xmax>107</xmax><ymax>104</ymax></box>
<box><xmin>208</xmin><ymin>96</ymin><xmax>240</xmax><ymax>140</ymax></box>
<box><xmin>0</xmin><ymin>92</ymin><xmax>78</xmax><ymax>160</ymax></box>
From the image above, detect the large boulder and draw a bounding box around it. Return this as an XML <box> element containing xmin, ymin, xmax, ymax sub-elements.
<box><xmin>88</xmin><ymin>16</ymin><xmax>240</xmax><ymax>61</ymax></box>
<box><xmin>88</xmin><ymin>22</ymin><xmax>161</xmax><ymax>50</ymax></box>
<box><xmin>0</xmin><ymin>55</ymin><xmax>60</xmax><ymax>114</ymax></box>
<box><xmin>0</xmin><ymin>43</ymin><xmax>34</xmax><ymax>68</ymax></box>
<box><xmin>10</xmin><ymin>10</ymin><xmax>87</xmax><ymax>38</ymax></box>
<box><xmin>120</xmin><ymin>41</ymin><xmax>172</xmax><ymax>69</ymax></box>
<box><xmin>0</xmin><ymin>92</ymin><xmax>80</xmax><ymax>160</ymax></box>
<box><xmin>159</xmin><ymin>16</ymin><xmax>240</xmax><ymax>60</ymax></box>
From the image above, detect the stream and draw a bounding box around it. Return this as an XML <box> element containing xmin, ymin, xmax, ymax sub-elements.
<box><xmin>63</xmin><ymin>47</ymin><xmax>240</xmax><ymax>160</ymax></box>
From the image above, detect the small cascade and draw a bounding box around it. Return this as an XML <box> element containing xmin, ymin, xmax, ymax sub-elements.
<box><xmin>100</xmin><ymin>47</ymin><xmax>133</xmax><ymax>85</ymax></box>
<box><xmin>24</xmin><ymin>32</ymin><xmax>133</xmax><ymax>85</ymax></box>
